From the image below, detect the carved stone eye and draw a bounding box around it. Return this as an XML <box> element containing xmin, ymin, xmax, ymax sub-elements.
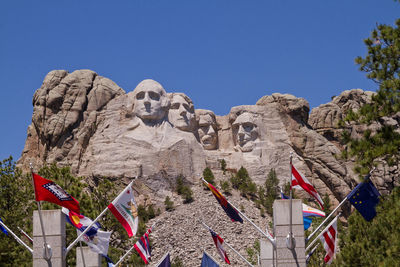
<box><xmin>171</xmin><ymin>103</ymin><xmax>180</xmax><ymax>109</ymax></box>
<box><xmin>148</xmin><ymin>91</ymin><xmax>160</xmax><ymax>101</ymax></box>
<box><xmin>136</xmin><ymin>91</ymin><xmax>145</xmax><ymax>100</ymax></box>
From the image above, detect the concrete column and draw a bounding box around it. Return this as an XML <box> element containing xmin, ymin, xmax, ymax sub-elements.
<box><xmin>260</xmin><ymin>239</ymin><xmax>275</xmax><ymax>267</ymax></box>
<box><xmin>76</xmin><ymin>246</ymin><xmax>101</xmax><ymax>267</ymax></box>
<box><xmin>273</xmin><ymin>199</ymin><xmax>306</xmax><ymax>267</ymax></box>
<box><xmin>33</xmin><ymin>209</ymin><xmax>66</xmax><ymax>267</ymax></box>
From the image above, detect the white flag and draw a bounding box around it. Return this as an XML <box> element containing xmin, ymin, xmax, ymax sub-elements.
<box><xmin>78</xmin><ymin>229</ymin><xmax>111</xmax><ymax>256</ymax></box>
<box><xmin>107</xmin><ymin>181</ymin><xmax>139</xmax><ymax>238</ymax></box>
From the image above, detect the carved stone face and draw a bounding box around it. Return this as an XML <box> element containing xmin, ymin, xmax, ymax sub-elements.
<box><xmin>133</xmin><ymin>80</ymin><xmax>168</xmax><ymax>123</ymax></box>
<box><xmin>232</xmin><ymin>113</ymin><xmax>259</xmax><ymax>152</ymax></box>
<box><xmin>197</xmin><ymin>111</ymin><xmax>218</xmax><ymax>150</ymax></box>
<box><xmin>168</xmin><ymin>93</ymin><xmax>195</xmax><ymax>132</ymax></box>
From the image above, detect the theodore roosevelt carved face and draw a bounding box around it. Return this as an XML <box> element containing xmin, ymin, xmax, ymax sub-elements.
<box><xmin>232</xmin><ymin>112</ymin><xmax>259</xmax><ymax>152</ymax></box>
<box><xmin>196</xmin><ymin>109</ymin><xmax>218</xmax><ymax>150</ymax></box>
<box><xmin>168</xmin><ymin>93</ymin><xmax>196</xmax><ymax>132</ymax></box>
<box><xmin>132</xmin><ymin>79</ymin><xmax>169</xmax><ymax>124</ymax></box>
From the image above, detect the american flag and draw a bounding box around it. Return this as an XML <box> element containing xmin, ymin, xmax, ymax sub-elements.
<box><xmin>319</xmin><ymin>216</ymin><xmax>338</xmax><ymax>264</ymax></box>
<box><xmin>209</xmin><ymin>229</ymin><xmax>230</xmax><ymax>264</ymax></box>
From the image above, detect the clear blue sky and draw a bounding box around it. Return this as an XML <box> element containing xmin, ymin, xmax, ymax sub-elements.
<box><xmin>1</xmin><ymin>1</ymin><xmax>399</xmax><ymax>161</ymax></box>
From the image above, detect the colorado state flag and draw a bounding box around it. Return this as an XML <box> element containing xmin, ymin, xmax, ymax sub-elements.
<box><xmin>346</xmin><ymin>177</ymin><xmax>380</xmax><ymax>221</ymax></box>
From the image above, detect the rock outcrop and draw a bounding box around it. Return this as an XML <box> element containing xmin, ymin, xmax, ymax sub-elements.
<box><xmin>18</xmin><ymin>69</ymin><xmax>398</xmax><ymax>265</ymax></box>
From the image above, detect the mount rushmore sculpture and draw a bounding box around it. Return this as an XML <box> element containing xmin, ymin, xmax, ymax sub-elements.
<box><xmin>18</xmin><ymin>69</ymin><xmax>395</xmax><ymax>207</ymax></box>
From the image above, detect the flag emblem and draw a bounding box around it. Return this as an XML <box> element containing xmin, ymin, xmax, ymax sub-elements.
<box><xmin>42</xmin><ymin>182</ymin><xmax>74</xmax><ymax>201</ymax></box>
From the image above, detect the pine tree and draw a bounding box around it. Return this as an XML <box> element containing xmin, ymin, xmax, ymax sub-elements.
<box><xmin>342</xmin><ymin>18</ymin><xmax>400</xmax><ymax>175</ymax></box>
<box><xmin>333</xmin><ymin>187</ymin><xmax>400</xmax><ymax>266</ymax></box>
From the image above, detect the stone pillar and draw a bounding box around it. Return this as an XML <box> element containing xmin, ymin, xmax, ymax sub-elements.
<box><xmin>260</xmin><ymin>239</ymin><xmax>275</xmax><ymax>267</ymax></box>
<box><xmin>273</xmin><ymin>199</ymin><xmax>306</xmax><ymax>267</ymax></box>
<box><xmin>33</xmin><ymin>209</ymin><xmax>66</xmax><ymax>267</ymax></box>
<box><xmin>76</xmin><ymin>246</ymin><xmax>101</xmax><ymax>267</ymax></box>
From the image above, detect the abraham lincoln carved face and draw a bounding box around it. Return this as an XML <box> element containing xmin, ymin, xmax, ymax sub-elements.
<box><xmin>232</xmin><ymin>113</ymin><xmax>259</xmax><ymax>152</ymax></box>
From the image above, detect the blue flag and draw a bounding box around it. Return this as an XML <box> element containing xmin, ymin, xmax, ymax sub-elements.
<box><xmin>346</xmin><ymin>178</ymin><xmax>380</xmax><ymax>221</ymax></box>
<box><xmin>157</xmin><ymin>253</ymin><xmax>171</xmax><ymax>267</ymax></box>
<box><xmin>0</xmin><ymin>218</ymin><xmax>8</xmax><ymax>236</ymax></box>
<box><xmin>280</xmin><ymin>192</ymin><xmax>289</xmax><ymax>199</ymax></box>
<box><xmin>303</xmin><ymin>217</ymin><xmax>313</xmax><ymax>230</ymax></box>
<box><xmin>201</xmin><ymin>252</ymin><xmax>219</xmax><ymax>267</ymax></box>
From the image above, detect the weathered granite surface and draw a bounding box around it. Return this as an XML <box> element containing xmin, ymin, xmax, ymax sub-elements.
<box><xmin>17</xmin><ymin>69</ymin><xmax>399</xmax><ymax>265</ymax></box>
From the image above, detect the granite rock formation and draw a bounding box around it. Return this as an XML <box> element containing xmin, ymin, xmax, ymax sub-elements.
<box><xmin>17</xmin><ymin>69</ymin><xmax>398</xmax><ymax>265</ymax></box>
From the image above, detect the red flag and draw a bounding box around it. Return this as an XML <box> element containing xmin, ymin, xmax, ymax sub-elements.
<box><xmin>210</xmin><ymin>229</ymin><xmax>230</xmax><ymax>264</ymax></box>
<box><xmin>32</xmin><ymin>173</ymin><xmax>80</xmax><ymax>214</ymax></box>
<box><xmin>291</xmin><ymin>164</ymin><xmax>324</xmax><ymax>209</ymax></box>
<box><xmin>319</xmin><ymin>216</ymin><xmax>338</xmax><ymax>264</ymax></box>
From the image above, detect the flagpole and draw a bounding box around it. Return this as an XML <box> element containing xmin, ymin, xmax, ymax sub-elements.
<box><xmin>65</xmin><ymin>180</ymin><xmax>135</xmax><ymax>255</ymax></box>
<box><xmin>287</xmin><ymin>153</ymin><xmax>295</xmax><ymax>250</ymax></box>
<box><xmin>115</xmin><ymin>222</ymin><xmax>157</xmax><ymax>266</ymax></box>
<box><xmin>305</xmin><ymin>198</ymin><xmax>347</xmax><ymax>244</ymax></box>
<box><xmin>306</xmin><ymin>215</ymin><xmax>339</xmax><ymax>251</ymax></box>
<box><xmin>0</xmin><ymin>219</ymin><xmax>33</xmax><ymax>253</ymax></box>
<box><xmin>18</xmin><ymin>226</ymin><xmax>33</xmax><ymax>243</ymax></box>
<box><xmin>201</xmin><ymin>178</ymin><xmax>275</xmax><ymax>246</ymax></box>
<box><xmin>306</xmin><ymin>243</ymin><xmax>320</xmax><ymax>263</ymax></box>
<box><xmin>30</xmin><ymin>163</ymin><xmax>53</xmax><ymax>266</ymax></box>
<box><xmin>199</xmin><ymin>221</ymin><xmax>254</xmax><ymax>267</ymax></box>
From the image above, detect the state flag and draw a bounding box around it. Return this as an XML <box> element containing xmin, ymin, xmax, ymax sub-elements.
<box><xmin>156</xmin><ymin>252</ymin><xmax>171</xmax><ymax>267</ymax></box>
<box><xmin>32</xmin><ymin>173</ymin><xmax>80</xmax><ymax>214</ymax></box>
<box><xmin>209</xmin><ymin>229</ymin><xmax>230</xmax><ymax>264</ymax></box>
<box><xmin>78</xmin><ymin>228</ymin><xmax>112</xmax><ymax>257</ymax></box>
<box><xmin>302</xmin><ymin>203</ymin><xmax>325</xmax><ymax>218</ymax></box>
<box><xmin>62</xmin><ymin>208</ymin><xmax>101</xmax><ymax>237</ymax></box>
<box><xmin>107</xmin><ymin>181</ymin><xmax>138</xmax><ymax>237</ymax></box>
<box><xmin>206</xmin><ymin>182</ymin><xmax>243</xmax><ymax>223</ymax></box>
<box><xmin>291</xmin><ymin>165</ymin><xmax>324</xmax><ymax>209</ymax></box>
<box><xmin>134</xmin><ymin>228</ymin><xmax>152</xmax><ymax>264</ymax></box>
<box><xmin>346</xmin><ymin>176</ymin><xmax>380</xmax><ymax>221</ymax></box>
<box><xmin>201</xmin><ymin>251</ymin><xmax>220</xmax><ymax>267</ymax></box>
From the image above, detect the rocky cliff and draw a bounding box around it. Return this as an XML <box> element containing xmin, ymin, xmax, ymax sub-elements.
<box><xmin>17</xmin><ymin>69</ymin><xmax>397</xmax><ymax>265</ymax></box>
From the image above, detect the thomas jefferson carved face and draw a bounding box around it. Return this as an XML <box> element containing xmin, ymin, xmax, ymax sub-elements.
<box><xmin>196</xmin><ymin>110</ymin><xmax>218</xmax><ymax>150</ymax></box>
<box><xmin>232</xmin><ymin>113</ymin><xmax>259</xmax><ymax>152</ymax></box>
<box><xmin>133</xmin><ymin>80</ymin><xmax>169</xmax><ymax>123</ymax></box>
<box><xmin>168</xmin><ymin>93</ymin><xmax>195</xmax><ymax>132</ymax></box>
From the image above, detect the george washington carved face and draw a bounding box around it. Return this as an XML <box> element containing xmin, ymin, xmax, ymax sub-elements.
<box><xmin>232</xmin><ymin>113</ymin><xmax>259</xmax><ymax>152</ymax></box>
<box><xmin>132</xmin><ymin>79</ymin><xmax>169</xmax><ymax>124</ymax></box>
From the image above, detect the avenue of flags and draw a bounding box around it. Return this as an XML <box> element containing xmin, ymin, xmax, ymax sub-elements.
<box><xmin>0</xmin><ymin>158</ymin><xmax>383</xmax><ymax>266</ymax></box>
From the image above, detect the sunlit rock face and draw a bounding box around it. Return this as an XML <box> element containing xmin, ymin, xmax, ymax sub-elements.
<box><xmin>19</xmin><ymin>69</ymin><xmax>395</xmax><ymax>211</ymax></box>
<box><xmin>19</xmin><ymin>69</ymin><xmax>400</xmax><ymax>265</ymax></box>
